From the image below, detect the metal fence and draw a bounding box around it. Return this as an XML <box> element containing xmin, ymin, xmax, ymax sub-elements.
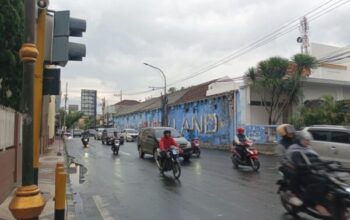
<box><xmin>0</xmin><ymin>106</ymin><xmax>15</xmax><ymax>150</ymax></box>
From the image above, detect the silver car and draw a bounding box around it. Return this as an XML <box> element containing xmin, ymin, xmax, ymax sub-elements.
<box><xmin>122</xmin><ymin>128</ymin><xmax>139</xmax><ymax>142</ymax></box>
<box><xmin>304</xmin><ymin>126</ymin><xmax>350</xmax><ymax>167</ymax></box>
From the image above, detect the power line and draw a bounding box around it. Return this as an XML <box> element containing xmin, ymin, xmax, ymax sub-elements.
<box><xmin>168</xmin><ymin>0</ymin><xmax>349</xmax><ymax>86</ymax></box>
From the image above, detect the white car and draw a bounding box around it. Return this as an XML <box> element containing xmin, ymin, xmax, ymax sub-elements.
<box><xmin>121</xmin><ymin>129</ymin><xmax>139</xmax><ymax>142</ymax></box>
<box><xmin>304</xmin><ymin>126</ymin><xmax>350</xmax><ymax>167</ymax></box>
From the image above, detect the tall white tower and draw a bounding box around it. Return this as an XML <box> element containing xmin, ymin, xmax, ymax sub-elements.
<box><xmin>298</xmin><ymin>16</ymin><xmax>310</xmax><ymax>54</ymax></box>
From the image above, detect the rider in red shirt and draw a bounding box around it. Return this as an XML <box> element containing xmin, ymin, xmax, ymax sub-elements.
<box><xmin>158</xmin><ymin>130</ymin><xmax>179</xmax><ymax>169</ymax></box>
<box><xmin>159</xmin><ymin>130</ymin><xmax>178</xmax><ymax>151</ymax></box>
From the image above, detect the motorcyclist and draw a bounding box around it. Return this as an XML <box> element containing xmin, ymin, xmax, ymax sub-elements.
<box><xmin>276</xmin><ymin>124</ymin><xmax>301</xmax><ymax>206</ymax></box>
<box><xmin>286</xmin><ymin>130</ymin><xmax>331</xmax><ymax>217</ymax></box>
<box><xmin>233</xmin><ymin>127</ymin><xmax>251</xmax><ymax>160</ymax></box>
<box><xmin>159</xmin><ymin>130</ymin><xmax>179</xmax><ymax>170</ymax></box>
<box><xmin>81</xmin><ymin>130</ymin><xmax>90</xmax><ymax>143</ymax></box>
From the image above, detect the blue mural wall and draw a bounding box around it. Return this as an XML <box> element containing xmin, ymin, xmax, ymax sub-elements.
<box><xmin>113</xmin><ymin>95</ymin><xmax>234</xmax><ymax>146</ymax></box>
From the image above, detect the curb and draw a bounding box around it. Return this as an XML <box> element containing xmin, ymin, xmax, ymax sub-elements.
<box><xmin>62</xmin><ymin>138</ymin><xmax>76</xmax><ymax>220</ymax></box>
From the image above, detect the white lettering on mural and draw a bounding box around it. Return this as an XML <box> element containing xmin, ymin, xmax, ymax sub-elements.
<box><xmin>180</xmin><ymin>113</ymin><xmax>218</xmax><ymax>134</ymax></box>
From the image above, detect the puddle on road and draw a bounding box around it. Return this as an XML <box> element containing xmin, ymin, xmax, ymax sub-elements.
<box><xmin>68</xmin><ymin>162</ymin><xmax>88</xmax><ymax>185</ymax></box>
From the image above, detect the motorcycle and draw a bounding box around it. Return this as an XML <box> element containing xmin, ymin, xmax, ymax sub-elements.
<box><xmin>277</xmin><ymin>162</ymin><xmax>350</xmax><ymax>220</ymax></box>
<box><xmin>231</xmin><ymin>140</ymin><xmax>260</xmax><ymax>171</ymax></box>
<box><xmin>191</xmin><ymin>138</ymin><xmax>201</xmax><ymax>158</ymax></box>
<box><xmin>155</xmin><ymin>147</ymin><xmax>181</xmax><ymax>179</ymax></box>
<box><xmin>82</xmin><ymin>137</ymin><xmax>89</xmax><ymax>148</ymax></box>
<box><xmin>111</xmin><ymin>139</ymin><xmax>120</xmax><ymax>155</ymax></box>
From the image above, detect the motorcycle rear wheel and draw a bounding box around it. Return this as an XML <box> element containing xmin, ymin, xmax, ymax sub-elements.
<box><xmin>173</xmin><ymin>163</ymin><xmax>181</xmax><ymax>179</ymax></box>
<box><xmin>280</xmin><ymin>191</ymin><xmax>299</xmax><ymax>216</ymax></box>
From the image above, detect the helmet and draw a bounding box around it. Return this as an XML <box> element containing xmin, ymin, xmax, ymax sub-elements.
<box><xmin>163</xmin><ymin>130</ymin><xmax>171</xmax><ymax>135</ymax></box>
<box><xmin>277</xmin><ymin>124</ymin><xmax>296</xmax><ymax>137</ymax></box>
<box><xmin>295</xmin><ymin>130</ymin><xmax>313</xmax><ymax>144</ymax></box>
<box><xmin>237</xmin><ymin>127</ymin><xmax>245</xmax><ymax>134</ymax></box>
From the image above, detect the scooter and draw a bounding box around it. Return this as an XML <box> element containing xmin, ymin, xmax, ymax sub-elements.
<box><xmin>111</xmin><ymin>139</ymin><xmax>120</xmax><ymax>155</ymax></box>
<box><xmin>191</xmin><ymin>138</ymin><xmax>201</xmax><ymax>158</ymax></box>
<box><xmin>231</xmin><ymin>140</ymin><xmax>260</xmax><ymax>171</ymax></box>
<box><xmin>277</xmin><ymin>162</ymin><xmax>350</xmax><ymax>219</ymax></box>
<box><xmin>82</xmin><ymin>137</ymin><xmax>89</xmax><ymax>148</ymax></box>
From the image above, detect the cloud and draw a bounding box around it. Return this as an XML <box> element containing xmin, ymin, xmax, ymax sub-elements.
<box><xmin>49</xmin><ymin>0</ymin><xmax>350</xmax><ymax>111</ymax></box>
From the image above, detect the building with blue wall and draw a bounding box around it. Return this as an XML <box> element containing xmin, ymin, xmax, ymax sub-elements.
<box><xmin>113</xmin><ymin>80</ymin><xmax>236</xmax><ymax>148</ymax></box>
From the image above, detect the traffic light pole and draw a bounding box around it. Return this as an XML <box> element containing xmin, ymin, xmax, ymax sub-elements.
<box><xmin>33</xmin><ymin>9</ymin><xmax>47</xmax><ymax>185</ymax></box>
<box><xmin>9</xmin><ymin>1</ymin><xmax>45</xmax><ymax>219</ymax></box>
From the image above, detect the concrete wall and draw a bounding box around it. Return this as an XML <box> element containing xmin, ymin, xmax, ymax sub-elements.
<box><xmin>302</xmin><ymin>83</ymin><xmax>348</xmax><ymax>101</ymax></box>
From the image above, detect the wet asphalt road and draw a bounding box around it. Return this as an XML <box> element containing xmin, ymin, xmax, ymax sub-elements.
<box><xmin>66</xmin><ymin>138</ymin><xmax>316</xmax><ymax>220</ymax></box>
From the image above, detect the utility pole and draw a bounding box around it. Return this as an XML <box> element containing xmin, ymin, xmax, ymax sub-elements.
<box><xmin>101</xmin><ymin>97</ymin><xmax>106</xmax><ymax>126</ymax></box>
<box><xmin>9</xmin><ymin>0</ymin><xmax>45</xmax><ymax>219</ymax></box>
<box><xmin>63</xmin><ymin>82</ymin><xmax>68</xmax><ymax>131</ymax></box>
<box><xmin>298</xmin><ymin>16</ymin><xmax>310</xmax><ymax>54</ymax></box>
<box><xmin>114</xmin><ymin>90</ymin><xmax>123</xmax><ymax>102</ymax></box>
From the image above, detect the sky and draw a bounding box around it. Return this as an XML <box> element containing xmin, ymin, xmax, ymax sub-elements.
<box><xmin>50</xmin><ymin>0</ymin><xmax>350</xmax><ymax>112</ymax></box>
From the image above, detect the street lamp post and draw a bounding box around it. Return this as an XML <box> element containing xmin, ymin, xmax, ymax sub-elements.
<box><xmin>143</xmin><ymin>63</ymin><xmax>168</xmax><ymax>126</ymax></box>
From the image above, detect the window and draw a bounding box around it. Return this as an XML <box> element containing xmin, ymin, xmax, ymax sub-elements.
<box><xmin>331</xmin><ymin>131</ymin><xmax>350</xmax><ymax>144</ymax></box>
<box><xmin>309</xmin><ymin>130</ymin><xmax>330</xmax><ymax>142</ymax></box>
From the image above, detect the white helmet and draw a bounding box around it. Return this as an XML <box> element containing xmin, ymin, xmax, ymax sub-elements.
<box><xmin>295</xmin><ymin>130</ymin><xmax>313</xmax><ymax>142</ymax></box>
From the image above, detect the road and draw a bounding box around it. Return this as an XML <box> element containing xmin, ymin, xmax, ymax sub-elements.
<box><xmin>65</xmin><ymin>138</ymin><xmax>315</xmax><ymax>220</ymax></box>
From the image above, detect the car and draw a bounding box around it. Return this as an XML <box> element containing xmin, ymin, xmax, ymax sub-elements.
<box><xmin>73</xmin><ymin>129</ymin><xmax>82</xmax><ymax>137</ymax></box>
<box><xmin>137</xmin><ymin>127</ymin><xmax>192</xmax><ymax>161</ymax></box>
<box><xmin>121</xmin><ymin>128</ymin><xmax>139</xmax><ymax>142</ymax></box>
<box><xmin>95</xmin><ymin>128</ymin><xmax>104</xmax><ymax>140</ymax></box>
<box><xmin>101</xmin><ymin>128</ymin><xmax>118</xmax><ymax>145</ymax></box>
<box><xmin>303</xmin><ymin>125</ymin><xmax>350</xmax><ymax>167</ymax></box>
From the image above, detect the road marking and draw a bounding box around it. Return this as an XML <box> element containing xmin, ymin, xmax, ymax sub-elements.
<box><xmin>119</xmin><ymin>151</ymin><xmax>130</xmax><ymax>156</ymax></box>
<box><xmin>92</xmin><ymin>195</ymin><xmax>116</xmax><ymax>220</ymax></box>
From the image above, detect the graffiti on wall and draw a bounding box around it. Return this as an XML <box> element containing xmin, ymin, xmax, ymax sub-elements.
<box><xmin>180</xmin><ymin>113</ymin><xmax>218</xmax><ymax>134</ymax></box>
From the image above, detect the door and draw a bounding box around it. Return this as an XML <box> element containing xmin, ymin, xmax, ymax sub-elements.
<box><xmin>308</xmin><ymin>129</ymin><xmax>333</xmax><ymax>161</ymax></box>
<box><xmin>143</xmin><ymin>129</ymin><xmax>154</xmax><ymax>154</ymax></box>
<box><xmin>330</xmin><ymin>131</ymin><xmax>350</xmax><ymax>166</ymax></box>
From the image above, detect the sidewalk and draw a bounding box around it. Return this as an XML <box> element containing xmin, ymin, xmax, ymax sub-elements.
<box><xmin>0</xmin><ymin>138</ymin><xmax>74</xmax><ymax>220</ymax></box>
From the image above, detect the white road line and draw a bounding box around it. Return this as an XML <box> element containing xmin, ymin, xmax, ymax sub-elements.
<box><xmin>92</xmin><ymin>195</ymin><xmax>116</xmax><ymax>220</ymax></box>
<box><xmin>119</xmin><ymin>151</ymin><xmax>130</xmax><ymax>156</ymax></box>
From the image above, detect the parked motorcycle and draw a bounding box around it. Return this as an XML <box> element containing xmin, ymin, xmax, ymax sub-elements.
<box><xmin>82</xmin><ymin>137</ymin><xmax>89</xmax><ymax>148</ymax></box>
<box><xmin>277</xmin><ymin>162</ymin><xmax>350</xmax><ymax>220</ymax></box>
<box><xmin>155</xmin><ymin>147</ymin><xmax>181</xmax><ymax>179</ymax></box>
<box><xmin>111</xmin><ymin>139</ymin><xmax>120</xmax><ymax>155</ymax></box>
<box><xmin>191</xmin><ymin>138</ymin><xmax>201</xmax><ymax>158</ymax></box>
<box><xmin>231</xmin><ymin>140</ymin><xmax>260</xmax><ymax>171</ymax></box>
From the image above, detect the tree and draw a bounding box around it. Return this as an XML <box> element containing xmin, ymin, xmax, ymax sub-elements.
<box><xmin>246</xmin><ymin>54</ymin><xmax>317</xmax><ymax>124</ymax></box>
<box><xmin>168</xmin><ymin>87</ymin><xmax>176</xmax><ymax>94</ymax></box>
<box><xmin>0</xmin><ymin>0</ymin><xmax>24</xmax><ymax>110</ymax></box>
<box><xmin>83</xmin><ymin>116</ymin><xmax>95</xmax><ymax>130</ymax></box>
<box><xmin>290</xmin><ymin>95</ymin><xmax>347</xmax><ymax>128</ymax></box>
<box><xmin>65</xmin><ymin>111</ymin><xmax>84</xmax><ymax>129</ymax></box>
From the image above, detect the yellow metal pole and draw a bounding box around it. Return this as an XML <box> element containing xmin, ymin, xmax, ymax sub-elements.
<box><xmin>33</xmin><ymin>9</ymin><xmax>46</xmax><ymax>184</ymax></box>
<box><xmin>55</xmin><ymin>172</ymin><xmax>66</xmax><ymax>220</ymax></box>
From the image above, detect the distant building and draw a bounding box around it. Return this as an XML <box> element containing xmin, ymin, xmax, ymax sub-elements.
<box><xmin>106</xmin><ymin>100</ymin><xmax>140</xmax><ymax>126</ymax></box>
<box><xmin>81</xmin><ymin>89</ymin><xmax>97</xmax><ymax>127</ymax></box>
<box><xmin>68</xmin><ymin>104</ymin><xmax>79</xmax><ymax>112</ymax></box>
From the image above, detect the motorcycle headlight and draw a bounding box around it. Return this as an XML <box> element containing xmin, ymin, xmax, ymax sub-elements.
<box><xmin>187</xmin><ymin>142</ymin><xmax>191</xmax><ymax>148</ymax></box>
<box><xmin>346</xmin><ymin>187</ymin><xmax>350</xmax><ymax>193</ymax></box>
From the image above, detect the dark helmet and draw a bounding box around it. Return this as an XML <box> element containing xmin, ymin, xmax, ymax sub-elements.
<box><xmin>163</xmin><ymin>130</ymin><xmax>171</xmax><ymax>135</ymax></box>
<box><xmin>277</xmin><ymin>124</ymin><xmax>296</xmax><ymax>138</ymax></box>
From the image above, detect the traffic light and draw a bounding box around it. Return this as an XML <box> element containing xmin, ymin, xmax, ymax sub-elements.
<box><xmin>45</xmin><ymin>10</ymin><xmax>86</xmax><ymax>66</ymax></box>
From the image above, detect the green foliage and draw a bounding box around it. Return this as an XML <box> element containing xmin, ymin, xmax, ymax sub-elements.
<box><xmin>246</xmin><ymin>54</ymin><xmax>317</xmax><ymax>124</ymax></box>
<box><xmin>0</xmin><ymin>0</ymin><xmax>24</xmax><ymax>110</ymax></box>
<box><xmin>83</xmin><ymin>116</ymin><xmax>95</xmax><ymax>129</ymax></box>
<box><xmin>290</xmin><ymin>95</ymin><xmax>348</xmax><ymax>129</ymax></box>
<box><xmin>66</xmin><ymin>111</ymin><xmax>84</xmax><ymax>129</ymax></box>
